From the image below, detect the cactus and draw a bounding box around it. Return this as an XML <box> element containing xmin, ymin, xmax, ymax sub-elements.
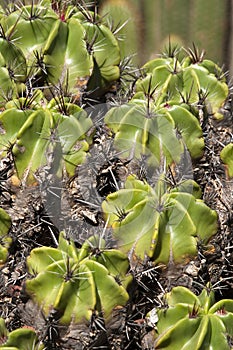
<box><xmin>135</xmin><ymin>46</ymin><xmax>229</xmax><ymax>120</ymax></box>
<box><xmin>0</xmin><ymin>208</ymin><xmax>11</xmax><ymax>265</ymax></box>
<box><xmin>0</xmin><ymin>2</ymin><xmax>121</xmax><ymax>103</ymax></box>
<box><xmin>0</xmin><ymin>98</ymin><xmax>93</xmax><ymax>184</ymax></box>
<box><xmin>220</xmin><ymin>143</ymin><xmax>233</xmax><ymax>178</ymax></box>
<box><xmin>105</xmin><ymin>99</ymin><xmax>204</xmax><ymax>166</ymax></box>
<box><xmin>0</xmin><ymin>1</ymin><xmax>231</xmax><ymax>348</ymax></box>
<box><xmin>12</xmin><ymin>109</ymin><xmax>54</xmax><ymax>185</ymax></box>
<box><xmin>26</xmin><ymin>232</ymin><xmax>131</xmax><ymax>324</ymax></box>
<box><xmin>0</xmin><ymin>3</ymin><xmax>57</xmax><ymax>61</ymax></box>
<box><xmin>0</xmin><ymin>317</ymin><xmax>43</xmax><ymax>350</ymax></box>
<box><xmin>0</xmin><ymin>37</ymin><xmax>27</xmax><ymax>83</ymax></box>
<box><xmin>154</xmin><ymin>285</ymin><xmax>233</xmax><ymax>350</ymax></box>
<box><xmin>135</xmin><ymin>56</ymin><xmax>183</xmax><ymax>105</ymax></box>
<box><xmin>102</xmin><ymin>175</ymin><xmax>217</xmax><ymax>263</ymax></box>
<box><xmin>0</xmin><ymin>1</ymin><xmax>122</xmax><ymax>183</ymax></box>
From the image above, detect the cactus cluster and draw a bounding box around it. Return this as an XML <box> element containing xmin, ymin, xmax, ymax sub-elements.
<box><xmin>102</xmin><ymin>44</ymin><xmax>226</xmax><ymax>265</ymax></box>
<box><xmin>0</xmin><ymin>1</ymin><xmax>232</xmax><ymax>349</ymax></box>
<box><xmin>0</xmin><ymin>0</ymin><xmax>121</xmax><ymax>103</ymax></box>
<box><xmin>0</xmin><ymin>1</ymin><xmax>122</xmax><ymax>186</ymax></box>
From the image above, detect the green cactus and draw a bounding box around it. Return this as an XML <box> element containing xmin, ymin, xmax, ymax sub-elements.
<box><xmin>0</xmin><ymin>2</ymin><xmax>121</xmax><ymax>100</ymax></box>
<box><xmin>26</xmin><ymin>232</ymin><xmax>131</xmax><ymax>324</ymax></box>
<box><xmin>0</xmin><ymin>2</ymin><xmax>231</xmax><ymax>348</ymax></box>
<box><xmin>11</xmin><ymin>109</ymin><xmax>54</xmax><ymax>184</ymax></box>
<box><xmin>135</xmin><ymin>56</ymin><xmax>183</xmax><ymax>105</ymax></box>
<box><xmin>0</xmin><ymin>4</ymin><xmax>57</xmax><ymax>62</ymax></box>
<box><xmin>0</xmin><ymin>317</ymin><xmax>43</xmax><ymax>350</ymax></box>
<box><xmin>0</xmin><ymin>91</ymin><xmax>45</xmax><ymax>161</ymax></box>
<box><xmin>135</xmin><ymin>47</ymin><xmax>228</xmax><ymax>120</ymax></box>
<box><xmin>154</xmin><ymin>285</ymin><xmax>233</xmax><ymax>350</ymax></box>
<box><xmin>105</xmin><ymin>99</ymin><xmax>204</xmax><ymax>165</ymax></box>
<box><xmin>0</xmin><ymin>208</ymin><xmax>11</xmax><ymax>265</ymax></box>
<box><xmin>102</xmin><ymin>175</ymin><xmax>218</xmax><ymax>263</ymax></box>
<box><xmin>0</xmin><ymin>1</ymin><xmax>122</xmax><ymax>185</ymax></box>
<box><xmin>0</xmin><ymin>99</ymin><xmax>93</xmax><ymax>184</ymax></box>
<box><xmin>220</xmin><ymin>143</ymin><xmax>233</xmax><ymax>178</ymax></box>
